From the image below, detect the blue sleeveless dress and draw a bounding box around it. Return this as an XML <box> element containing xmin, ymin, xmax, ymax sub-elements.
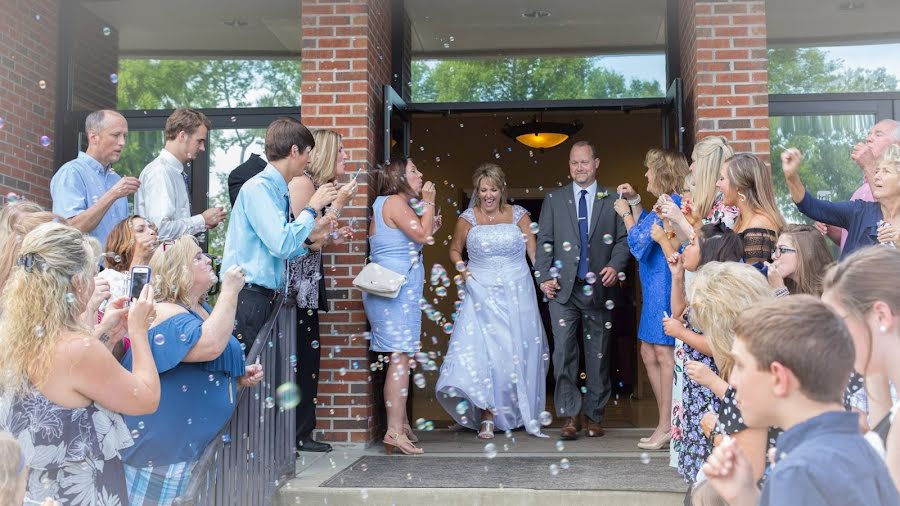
<box><xmin>362</xmin><ymin>195</ymin><xmax>424</xmax><ymax>353</ymax></box>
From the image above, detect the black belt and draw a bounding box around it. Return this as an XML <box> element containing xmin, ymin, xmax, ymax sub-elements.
<box><xmin>242</xmin><ymin>283</ymin><xmax>277</xmax><ymax>301</ymax></box>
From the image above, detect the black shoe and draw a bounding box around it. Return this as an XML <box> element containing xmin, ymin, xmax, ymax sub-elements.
<box><xmin>297</xmin><ymin>438</ymin><xmax>332</xmax><ymax>452</ymax></box>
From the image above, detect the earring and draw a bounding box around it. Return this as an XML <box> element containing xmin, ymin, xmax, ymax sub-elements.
<box><xmin>738</xmin><ymin>192</ymin><xmax>747</xmax><ymax>202</ymax></box>
<box><xmin>879</xmin><ymin>325</ymin><xmax>888</xmax><ymax>333</ymax></box>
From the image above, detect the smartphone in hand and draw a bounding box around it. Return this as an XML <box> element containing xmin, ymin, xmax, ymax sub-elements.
<box><xmin>129</xmin><ymin>265</ymin><xmax>152</xmax><ymax>302</ymax></box>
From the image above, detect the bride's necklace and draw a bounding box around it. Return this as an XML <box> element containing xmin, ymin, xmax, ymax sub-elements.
<box><xmin>480</xmin><ymin>207</ymin><xmax>500</xmax><ymax>223</ymax></box>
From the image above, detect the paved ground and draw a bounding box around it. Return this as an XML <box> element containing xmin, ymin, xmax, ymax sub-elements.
<box><xmin>276</xmin><ymin>428</ymin><xmax>687</xmax><ymax>505</ymax></box>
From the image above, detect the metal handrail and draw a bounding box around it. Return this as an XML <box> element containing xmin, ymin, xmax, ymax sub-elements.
<box><xmin>173</xmin><ymin>296</ymin><xmax>297</xmax><ymax>506</ymax></box>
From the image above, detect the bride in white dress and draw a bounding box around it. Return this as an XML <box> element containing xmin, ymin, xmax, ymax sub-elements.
<box><xmin>436</xmin><ymin>163</ymin><xmax>550</xmax><ymax>438</ymax></box>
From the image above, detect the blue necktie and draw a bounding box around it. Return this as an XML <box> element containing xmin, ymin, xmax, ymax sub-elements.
<box><xmin>282</xmin><ymin>193</ymin><xmax>292</xmax><ymax>295</ymax></box>
<box><xmin>577</xmin><ymin>189</ymin><xmax>589</xmax><ymax>279</ymax></box>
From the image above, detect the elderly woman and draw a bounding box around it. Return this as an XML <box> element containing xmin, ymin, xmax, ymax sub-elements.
<box><xmin>615</xmin><ymin>148</ymin><xmax>690</xmax><ymax>450</ymax></box>
<box><xmin>783</xmin><ymin>145</ymin><xmax>900</xmax><ymax>257</ymax></box>
<box><xmin>98</xmin><ymin>215</ymin><xmax>159</xmax><ymax>301</ymax></box>
<box><xmin>287</xmin><ymin>129</ymin><xmax>357</xmax><ymax>452</ymax></box>
<box><xmin>363</xmin><ymin>157</ymin><xmax>441</xmax><ymax>455</ymax></box>
<box><xmin>119</xmin><ymin>235</ymin><xmax>263</xmax><ymax>505</ymax></box>
<box><xmin>822</xmin><ymin>247</ymin><xmax>900</xmax><ymax>491</ymax></box>
<box><xmin>717</xmin><ymin>153</ymin><xmax>785</xmax><ymax>265</ymax></box>
<box><xmin>0</xmin><ymin>222</ymin><xmax>159</xmax><ymax>505</ymax></box>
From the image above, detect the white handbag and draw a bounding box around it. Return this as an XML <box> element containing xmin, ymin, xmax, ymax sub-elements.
<box><xmin>352</xmin><ymin>261</ymin><xmax>408</xmax><ymax>298</ymax></box>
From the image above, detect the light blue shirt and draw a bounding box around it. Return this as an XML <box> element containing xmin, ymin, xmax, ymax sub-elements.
<box><xmin>51</xmin><ymin>151</ymin><xmax>128</xmax><ymax>247</ymax></box>
<box><xmin>572</xmin><ymin>180</ymin><xmax>598</xmax><ymax>229</ymax></box>
<box><xmin>221</xmin><ymin>164</ymin><xmax>314</xmax><ymax>290</ymax></box>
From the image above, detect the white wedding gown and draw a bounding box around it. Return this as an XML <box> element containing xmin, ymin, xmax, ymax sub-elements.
<box><xmin>436</xmin><ymin>205</ymin><xmax>550</xmax><ymax>436</ymax></box>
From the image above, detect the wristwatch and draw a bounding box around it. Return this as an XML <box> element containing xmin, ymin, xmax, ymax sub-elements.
<box><xmin>622</xmin><ymin>211</ymin><xmax>632</xmax><ymax>217</ymax></box>
<box><xmin>304</xmin><ymin>237</ymin><xmax>314</xmax><ymax>246</ymax></box>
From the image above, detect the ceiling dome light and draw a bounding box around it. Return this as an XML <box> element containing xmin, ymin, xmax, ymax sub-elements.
<box><xmin>503</xmin><ymin>119</ymin><xmax>582</xmax><ymax>149</ymax></box>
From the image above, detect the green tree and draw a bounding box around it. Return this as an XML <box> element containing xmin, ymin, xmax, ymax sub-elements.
<box><xmin>412</xmin><ymin>56</ymin><xmax>663</xmax><ymax>102</ymax></box>
<box><xmin>768</xmin><ymin>48</ymin><xmax>898</xmax><ymax>94</ymax></box>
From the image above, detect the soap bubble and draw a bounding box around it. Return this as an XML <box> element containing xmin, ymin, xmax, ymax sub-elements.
<box><xmin>526</xmin><ymin>419</ymin><xmax>540</xmax><ymax>433</ymax></box>
<box><xmin>560</xmin><ymin>458</ymin><xmax>570</xmax><ymax>470</ymax></box>
<box><xmin>455</xmin><ymin>400</ymin><xmax>469</xmax><ymax>415</ymax></box>
<box><xmin>311</xmin><ymin>340</ymin><xmax>319</xmax><ymax>349</ymax></box>
<box><xmin>582</xmin><ymin>285</ymin><xmax>594</xmax><ymax>296</ymax></box>
<box><xmin>38</xmin><ymin>80</ymin><xmax>46</xmax><ymax>90</ymax></box>
<box><xmin>602</xmin><ymin>234</ymin><xmax>613</xmax><ymax>245</ymax></box>
<box><xmin>562</xmin><ymin>241</ymin><xmax>572</xmax><ymax>252</ymax></box>
<box><xmin>109</xmin><ymin>73</ymin><xmax>118</xmax><ymax>84</ymax></box>
<box><xmin>529</xmin><ymin>223</ymin><xmax>539</xmax><ymax>234</ymax></box>
<box><xmin>640</xmin><ymin>452</ymin><xmax>651</xmax><ymax>464</ymax></box>
<box><xmin>585</xmin><ymin>272</ymin><xmax>597</xmax><ymax>284</ymax></box>
<box><xmin>39</xmin><ymin>135</ymin><xmax>51</xmax><ymax>147</ymax></box>
<box><xmin>264</xmin><ymin>397</ymin><xmax>275</xmax><ymax>408</ymax></box>
<box><xmin>413</xmin><ymin>373</ymin><xmax>426</xmax><ymax>389</ymax></box>
<box><xmin>605</xmin><ymin>300</ymin><xmax>615</xmax><ymax>310</ymax></box>
<box><xmin>276</xmin><ymin>382</ymin><xmax>300</xmax><ymax>409</ymax></box>
<box><xmin>555</xmin><ymin>441</ymin><xmax>565</xmax><ymax>452</ymax></box>
<box><xmin>102</xmin><ymin>26</ymin><xmax>112</xmax><ymax>36</ymax></box>
<box><xmin>539</xmin><ymin>411</ymin><xmax>553</xmax><ymax>426</ymax></box>
<box><xmin>153</xmin><ymin>334</ymin><xmax>165</xmax><ymax>345</ymax></box>
<box><xmin>549</xmin><ymin>463</ymin><xmax>559</xmax><ymax>475</ymax></box>
<box><xmin>484</xmin><ymin>442</ymin><xmax>497</xmax><ymax>459</ymax></box>
<box><xmin>617</xmin><ymin>272</ymin><xmax>626</xmax><ymax>281</ymax></box>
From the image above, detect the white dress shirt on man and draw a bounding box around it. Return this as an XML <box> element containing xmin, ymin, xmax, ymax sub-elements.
<box><xmin>135</xmin><ymin>149</ymin><xmax>206</xmax><ymax>241</ymax></box>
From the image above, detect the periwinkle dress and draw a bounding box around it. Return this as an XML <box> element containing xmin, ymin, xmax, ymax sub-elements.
<box><xmin>627</xmin><ymin>193</ymin><xmax>681</xmax><ymax>346</ymax></box>
<box><xmin>436</xmin><ymin>206</ymin><xmax>549</xmax><ymax>435</ymax></box>
<box><xmin>363</xmin><ymin>195</ymin><xmax>425</xmax><ymax>353</ymax></box>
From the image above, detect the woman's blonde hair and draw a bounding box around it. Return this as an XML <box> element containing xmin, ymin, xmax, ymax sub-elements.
<box><xmin>0</xmin><ymin>211</ymin><xmax>63</xmax><ymax>289</ymax></box>
<box><xmin>645</xmin><ymin>148</ymin><xmax>690</xmax><ymax>196</ymax></box>
<box><xmin>0</xmin><ymin>201</ymin><xmax>44</xmax><ymax>246</ymax></box>
<box><xmin>308</xmin><ymin>130</ymin><xmax>342</xmax><ymax>186</ymax></box>
<box><xmin>688</xmin><ymin>261</ymin><xmax>774</xmax><ymax>380</ymax></box>
<box><xmin>471</xmin><ymin>163</ymin><xmax>508</xmax><ymax>211</ymax></box>
<box><xmin>150</xmin><ymin>235</ymin><xmax>201</xmax><ymax>306</ymax></box>
<box><xmin>691</xmin><ymin>136</ymin><xmax>734</xmax><ymax>222</ymax></box>
<box><xmin>0</xmin><ymin>223</ymin><xmax>98</xmax><ymax>394</ymax></box>
<box><xmin>724</xmin><ymin>153</ymin><xmax>786</xmax><ymax>233</ymax></box>
<box><xmin>0</xmin><ymin>431</ymin><xmax>24</xmax><ymax>506</ymax></box>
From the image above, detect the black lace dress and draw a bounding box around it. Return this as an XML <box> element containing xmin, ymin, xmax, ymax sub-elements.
<box><xmin>739</xmin><ymin>227</ymin><xmax>778</xmax><ymax>265</ymax></box>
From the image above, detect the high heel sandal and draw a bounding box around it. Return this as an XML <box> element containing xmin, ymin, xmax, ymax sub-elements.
<box><xmin>637</xmin><ymin>431</ymin><xmax>672</xmax><ymax>450</ymax></box>
<box><xmin>402</xmin><ymin>423</ymin><xmax>419</xmax><ymax>443</ymax></box>
<box><xmin>383</xmin><ymin>431</ymin><xmax>424</xmax><ymax>455</ymax></box>
<box><xmin>478</xmin><ymin>420</ymin><xmax>495</xmax><ymax>439</ymax></box>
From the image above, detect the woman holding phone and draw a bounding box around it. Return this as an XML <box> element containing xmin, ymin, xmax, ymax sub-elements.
<box><xmin>0</xmin><ymin>222</ymin><xmax>159</xmax><ymax>505</ymax></box>
<box><xmin>287</xmin><ymin>129</ymin><xmax>358</xmax><ymax>452</ymax></box>
<box><xmin>119</xmin><ymin>235</ymin><xmax>262</xmax><ymax>504</ymax></box>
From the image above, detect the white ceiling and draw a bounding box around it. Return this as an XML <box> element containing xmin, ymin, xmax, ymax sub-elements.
<box><xmin>81</xmin><ymin>0</ymin><xmax>900</xmax><ymax>56</ymax></box>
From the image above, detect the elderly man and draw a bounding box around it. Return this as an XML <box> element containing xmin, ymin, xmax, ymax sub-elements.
<box><xmin>51</xmin><ymin>109</ymin><xmax>138</xmax><ymax>247</ymax></box>
<box><xmin>822</xmin><ymin>119</ymin><xmax>900</xmax><ymax>251</ymax></box>
<box><xmin>135</xmin><ymin>108</ymin><xmax>227</xmax><ymax>241</ymax></box>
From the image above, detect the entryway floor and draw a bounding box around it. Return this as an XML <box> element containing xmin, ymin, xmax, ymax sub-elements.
<box><xmin>277</xmin><ymin>428</ymin><xmax>687</xmax><ymax>506</ymax></box>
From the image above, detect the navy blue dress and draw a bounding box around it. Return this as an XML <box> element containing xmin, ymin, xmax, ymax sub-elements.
<box><xmin>627</xmin><ymin>193</ymin><xmax>681</xmax><ymax>346</ymax></box>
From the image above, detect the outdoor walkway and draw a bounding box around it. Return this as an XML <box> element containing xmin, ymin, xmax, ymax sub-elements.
<box><xmin>277</xmin><ymin>428</ymin><xmax>687</xmax><ymax>505</ymax></box>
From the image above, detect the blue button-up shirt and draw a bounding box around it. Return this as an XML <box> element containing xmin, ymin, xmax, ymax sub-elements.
<box><xmin>760</xmin><ymin>410</ymin><xmax>899</xmax><ymax>506</ymax></box>
<box><xmin>221</xmin><ymin>164</ymin><xmax>314</xmax><ymax>290</ymax></box>
<box><xmin>50</xmin><ymin>151</ymin><xmax>128</xmax><ymax>247</ymax></box>
<box><xmin>795</xmin><ymin>190</ymin><xmax>883</xmax><ymax>258</ymax></box>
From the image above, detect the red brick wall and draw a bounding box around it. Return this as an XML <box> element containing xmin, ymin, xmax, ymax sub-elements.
<box><xmin>0</xmin><ymin>0</ymin><xmax>59</xmax><ymax>208</ymax></box>
<box><xmin>679</xmin><ymin>0</ymin><xmax>769</xmax><ymax>161</ymax></box>
<box><xmin>300</xmin><ymin>0</ymin><xmax>393</xmax><ymax>445</ymax></box>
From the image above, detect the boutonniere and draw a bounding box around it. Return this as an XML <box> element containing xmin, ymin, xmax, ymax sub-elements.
<box><xmin>596</xmin><ymin>191</ymin><xmax>609</xmax><ymax>200</ymax></box>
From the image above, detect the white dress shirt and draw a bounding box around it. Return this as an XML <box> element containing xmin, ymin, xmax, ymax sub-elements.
<box><xmin>572</xmin><ymin>180</ymin><xmax>598</xmax><ymax>230</ymax></box>
<box><xmin>135</xmin><ymin>149</ymin><xmax>206</xmax><ymax>241</ymax></box>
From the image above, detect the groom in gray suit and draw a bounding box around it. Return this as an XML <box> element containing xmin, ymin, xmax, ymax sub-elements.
<box><xmin>534</xmin><ymin>140</ymin><xmax>630</xmax><ymax>440</ymax></box>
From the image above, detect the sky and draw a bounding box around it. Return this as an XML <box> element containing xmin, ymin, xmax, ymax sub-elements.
<box><xmin>820</xmin><ymin>43</ymin><xmax>900</xmax><ymax>88</ymax></box>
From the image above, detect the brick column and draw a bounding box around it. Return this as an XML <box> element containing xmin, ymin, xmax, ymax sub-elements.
<box><xmin>679</xmin><ymin>0</ymin><xmax>769</xmax><ymax>161</ymax></box>
<box><xmin>0</xmin><ymin>0</ymin><xmax>59</xmax><ymax>208</ymax></box>
<box><xmin>301</xmin><ymin>0</ymin><xmax>392</xmax><ymax>445</ymax></box>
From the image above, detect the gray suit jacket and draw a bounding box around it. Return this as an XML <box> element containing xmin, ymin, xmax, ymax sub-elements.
<box><xmin>533</xmin><ymin>183</ymin><xmax>630</xmax><ymax>305</ymax></box>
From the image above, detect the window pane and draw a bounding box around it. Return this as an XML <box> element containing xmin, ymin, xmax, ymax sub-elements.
<box><xmin>768</xmin><ymin>44</ymin><xmax>900</xmax><ymax>94</ymax></box>
<box><xmin>412</xmin><ymin>54</ymin><xmax>665</xmax><ymax>102</ymax></box>
<box><xmin>770</xmin><ymin>114</ymin><xmax>876</xmax><ymax>223</ymax></box>
<box><xmin>116</xmin><ymin>59</ymin><xmax>300</xmax><ymax>110</ymax></box>
<box><xmin>207</xmin><ymin>128</ymin><xmax>266</xmax><ymax>260</ymax></box>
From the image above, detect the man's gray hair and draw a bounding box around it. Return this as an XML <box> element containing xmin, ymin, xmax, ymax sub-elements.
<box><xmin>84</xmin><ymin>109</ymin><xmax>119</xmax><ymax>135</ymax></box>
<box><xmin>886</xmin><ymin>119</ymin><xmax>900</xmax><ymax>142</ymax></box>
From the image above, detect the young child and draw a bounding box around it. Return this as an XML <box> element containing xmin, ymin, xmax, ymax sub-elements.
<box><xmin>0</xmin><ymin>431</ymin><xmax>27</xmax><ymax>506</ymax></box>
<box><xmin>702</xmin><ymin>296</ymin><xmax>899</xmax><ymax>505</ymax></box>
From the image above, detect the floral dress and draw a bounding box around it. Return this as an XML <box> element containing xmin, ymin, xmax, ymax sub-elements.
<box><xmin>0</xmin><ymin>386</ymin><xmax>133</xmax><ymax>505</ymax></box>
<box><xmin>671</xmin><ymin>312</ymin><xmax>720</xmax><ymax>483</ymax></box>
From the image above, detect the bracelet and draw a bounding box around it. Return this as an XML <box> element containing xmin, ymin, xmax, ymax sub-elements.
<box><xmin>774</xmin><ymin>287</ymin><xmax>790</xmax><ymax>298</ymax></box>
<box><xmin>622</xmin><ymin>211</ymin><xmax>632</xmax><ymax>217</ymax></box>
<box><xmin>302</xmin><ymin>207</ymin><xmax>318</xmax><ymax>219</ymax></box>
<box><xmin>304</xmin><ymin>237</ymin><xmax>314</xmax><ymax>246</ymax></box>
<box><xmin>627</xmin><ymin>195</ymin><xmax>642</xmax><ymax>206</ymax></box>
<box><xmin>420</xmin><ymin>201</ymin><xmax>435</xmax><ymax>207</ymax></box>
